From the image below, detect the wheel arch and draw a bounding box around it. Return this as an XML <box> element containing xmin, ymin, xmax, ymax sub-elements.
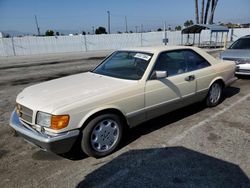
<box><xmin>209</xmin><ymin>76</ymin><xmax>225</xmax><ymax>88</ymax></box>
<box><xmin>78</xmin><ymin>107</ymin><xmax>129</xmax><ymax>131</ymax></box>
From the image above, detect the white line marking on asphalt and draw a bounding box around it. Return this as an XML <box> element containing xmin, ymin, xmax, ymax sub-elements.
<box><xmin>168</xmin><ymin>93</ymin><xmax>250</xmax><ymax>145</ymax></box>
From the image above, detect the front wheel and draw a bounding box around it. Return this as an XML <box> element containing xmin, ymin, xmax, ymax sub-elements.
<box><xmin>81</xmin><ymin>114</ymin><xmax>123</xmax><ymax>158</ymax></box>
<box><xmin>206</xmin><ymin>82</ymin><xmax>223</xmax><ymax>107</ymax></box>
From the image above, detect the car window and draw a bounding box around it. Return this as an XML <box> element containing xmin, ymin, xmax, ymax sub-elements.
<box><xmin>183</xmin><ymin>50</ymin><xmax>210</xmax><ymax>71</ymax></box>
<box><xmin>93</xmin><ymin>51</ymin><xmax>152</xmax><ymax>80</ymax></box>
<box><xmin>229</xmin><ymin>38</ymin><xmax>250</xmax><ymax>49</ymax></box>
<box><xmin>153</xmin><ymin>51</ymin><xmax>187</xmax><ymax>77</ymax></box>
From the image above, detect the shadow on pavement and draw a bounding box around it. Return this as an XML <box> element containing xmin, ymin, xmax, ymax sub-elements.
<box><xmin>222</xmin><ymin>86</ymin><xmax>240</xmax><ymax>99</ymax></box>
<box><xmin>77</xmin><ymin>147</ymin><xmax>250</xmax><ymax>188</ymax></box>
<box><xmin>236</xmin><ymin>75</ymin><xmax>250</xmax><ymax>80</ymax></box>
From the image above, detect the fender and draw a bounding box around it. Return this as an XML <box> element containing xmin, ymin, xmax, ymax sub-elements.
<box><xmin>208</xmin><ymin>76</ymin><xmax>225</xmax><ymax>88</ymax></box>
<box><xmin>77</xmin><ymin>105</ymin><xmax>128</xmax><ymax>129</ymax></box>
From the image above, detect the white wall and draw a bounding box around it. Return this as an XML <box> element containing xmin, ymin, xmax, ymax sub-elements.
<box><xmin>0</xmin><ymin>28</ymin><xmax>249</xmax><ymax>57</ymax></box>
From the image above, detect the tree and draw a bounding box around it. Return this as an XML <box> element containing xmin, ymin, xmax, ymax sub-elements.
<box><xmin>95</xmin><ymin>27</ymin><xmax>107</xmax><ymax>34</ymax></box>
<box><xmin>195</xmin><ymin>0</ymin><xmax>199</xmax><ymax>24</ymax></box>
<box><xmin>194</xmin><ymin>0</ymin><xmax>218</xmax><ymax>24</ymax></box>
<box><xmin>157</xmin><ymin>28</ymin><xmax>163</xmax><ymax>31</ymax></box>
<box><xmin>184</xmin><ymin>20</ymin><xmax>194</xmax><ymax>27</ymax></box>
<box><xmin>45</xmin><ymin>30</ymin><xmax>54</xmax><ymax>36</ymax></box>
<box><xmin>175</xmin><ymin>26</ymin><xmax>182</xmax><ymax>30</ymax></box>
<box><xmin>56</xmin><ymin>31</ymin><xmax>60</xmax><ymax>36</ymax></box>
<box><xmin>208</xmin><ymin>0</ymin><xmax>218</xmax><ymax>24</ymax></box>
<box><xmin>200</xmin><ymin>0</ymin><xmax>205</xmax><ymax>24</ymax></box>
<box><xmin>82</xmin><ymin>31</ymin><xmax>86</xmax><ymax>35</ymax></box>
<box><xmin>204</xmin><ymin>0</ymin><xmax>211</xmax><ymax>24</ymax></box>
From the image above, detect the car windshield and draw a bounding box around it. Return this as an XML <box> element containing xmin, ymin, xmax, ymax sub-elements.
<box><xmin>229</xmin><ymin>38</ymin><xmax>250</xmax><ymax>49</ymax></box>
<box><xmin>92</xmin><ymin>51</ymin><xmax>153</xmax><ymax>80</ymax></box>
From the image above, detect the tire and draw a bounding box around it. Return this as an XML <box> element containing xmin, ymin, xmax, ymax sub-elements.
<box><xmin>81</xmin><ymin>114</ymin><xmax>123</xmax><ymax>158</ymax></box>
<box><xmin>206</xmin><ymin>82</ymin><xmax>223</xmax><ymax>107</ymax></box>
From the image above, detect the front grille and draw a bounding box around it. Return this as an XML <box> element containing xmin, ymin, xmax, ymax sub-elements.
<box><xmin>16</xmin><ymin>104</ymin><xmax>33</xmax><ymax>124</ymax></box>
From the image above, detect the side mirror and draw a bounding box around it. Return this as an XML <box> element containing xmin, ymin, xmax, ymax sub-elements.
<box><xmin>155</xmin><ymin>71</ymin><xmax>167</xmax><ymax>79</ymax></box>
<box><xmin>151</xmin><ymin>71</ymin><xmax>168</xmax><ymax>79</ymax></box>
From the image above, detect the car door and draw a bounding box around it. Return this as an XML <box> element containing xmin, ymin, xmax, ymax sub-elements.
<box><xmin>183</xmin><ymin>50</ymin><xmax>214</xmax><ymax>100</ymax></box>
<box><xmin>145</xmin><ymin>50</ymin><xmax>197</xmax><ymax>120</ymax></box>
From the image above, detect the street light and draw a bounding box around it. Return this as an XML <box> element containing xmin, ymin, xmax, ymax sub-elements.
<box><xmin>107</xmin><ymin>11</ymin><xmax>110</xmax><ymax>34</ymax></box>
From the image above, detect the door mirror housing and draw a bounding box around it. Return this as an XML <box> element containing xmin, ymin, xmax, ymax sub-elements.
<box><xmin>155</xmin><ymin>71</ymin><xmax>168</xmax><ymax>79</ymax></box>
<box><xmin>150</xmin><ymin>71</ymin><xmax>168</xmax><ymax>79</ymax></box>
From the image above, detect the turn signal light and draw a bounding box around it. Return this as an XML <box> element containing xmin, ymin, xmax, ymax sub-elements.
<box><xmin>51</xmin><ymin>115</ymin><xmax>70</xmax><ymax>130</ymax></box>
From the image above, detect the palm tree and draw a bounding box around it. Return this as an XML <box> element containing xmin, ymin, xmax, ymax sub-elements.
<box><xmin>195</xmin><ymin>0</ymin><xmax>199</xmax><ymax>24</ymax></box>
<box><xmin>204</xmin><ymin>0</ymin><xmax>211</xmax><ymax>24</ymax></box>
<box><xmin>200</xmin><ymin>0</ymin><xmax>205</xmax><ymax>24</ymax></box>
<box><xmin>208</xmin><ymin>0</ymin><xmax>218</xmax><ymax>24</ymax></box>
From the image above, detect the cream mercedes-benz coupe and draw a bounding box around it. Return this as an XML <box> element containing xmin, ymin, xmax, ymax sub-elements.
<box><xmin>10</xmin><ymin>46</ymin><xmax>236</xmax><ymax>158</ymax></box>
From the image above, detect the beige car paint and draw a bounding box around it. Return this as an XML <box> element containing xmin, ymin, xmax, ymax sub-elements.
<box><xmin>16</xmin><ymin>46</ymin><xmax>236</xmax><ymax>133</ymax></box>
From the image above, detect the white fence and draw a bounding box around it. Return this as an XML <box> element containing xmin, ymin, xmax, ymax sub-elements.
<box><xmin>0</xmin><ymin>28</ymin><xmax>249</xmax><ymax>57</ymax></box>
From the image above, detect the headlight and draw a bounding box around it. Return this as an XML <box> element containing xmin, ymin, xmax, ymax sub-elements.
<box><xmin>36</xmin><ymin>111</ymin><xmax>70</xmax><ymax>130</ymax></box>
<box><xmin>36</xmin><ymin>112</ymin><xmax>51</xmax><ymax>127</ymax></box>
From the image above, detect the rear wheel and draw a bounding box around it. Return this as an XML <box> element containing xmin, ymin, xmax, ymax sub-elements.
<box><xmin>206</xmin><ymin>82</ymin><xmax>223</xmax><ymax>107</ymax></box>
<box><xmin>81</xmin><ymin>114</ymin><xmax>123</xmax><ymax>158</ymax></box>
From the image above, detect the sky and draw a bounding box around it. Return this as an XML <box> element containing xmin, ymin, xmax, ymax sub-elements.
<box><xmin>0</xmin><ymin>0</ymin><xmax>249</xmax><ymax>34</ymax></box>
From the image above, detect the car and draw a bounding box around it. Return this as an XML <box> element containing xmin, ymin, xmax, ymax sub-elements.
<box><xmin>220</xmin><ymin>35</ymin><xmax>250</xmax><ymax>75</ymax></box>
<box><xmin>10</xmin><ymin>46</ymin><xmax>236</xmax><ymax>158</ymax></box>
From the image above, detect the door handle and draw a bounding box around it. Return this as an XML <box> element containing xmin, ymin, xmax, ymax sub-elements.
<box><xmin>185</xmin><ymin>75</ymin><xmax>195</xmax><ymax>81</ymax></box>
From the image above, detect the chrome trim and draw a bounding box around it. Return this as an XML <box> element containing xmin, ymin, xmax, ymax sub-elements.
<box><xmin>16</xmin><ymin>104</ymin><xmax>33</xmax><ymax>124</ymax></box>
<box><xmin>10</xmin><ymin>110</ymin><xmax>79</xmax><ymax>153</ymax></box>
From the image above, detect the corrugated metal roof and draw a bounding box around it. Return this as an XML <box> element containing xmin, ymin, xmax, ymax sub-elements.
<box><xmin>182</xmin><ymin>24</ymin><xmax>229</xmax><ymax>34</ymax></box>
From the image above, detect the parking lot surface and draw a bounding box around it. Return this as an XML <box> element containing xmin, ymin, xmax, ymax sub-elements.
<box><xmin>0</xmin><ymin>52</ymin><xmax>249</xmax><ymax>188</ymax></box>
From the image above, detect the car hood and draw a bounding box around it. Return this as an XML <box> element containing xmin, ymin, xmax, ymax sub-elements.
<box><xmin>16</xmin><ymin>72</ymin><xmax>136</xmax><ymax>113</ymax></box>
<box><xmin>221</xmin><ymin>49</ymin><xmax>250</xmax><ymax>60</ymax></box>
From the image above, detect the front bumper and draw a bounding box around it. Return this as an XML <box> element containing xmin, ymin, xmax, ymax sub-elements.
<box><xmin>235</xmin><ymin>64</ymin><xmax>250</xmax><ymax>75</ymax></box>
<box><xmin>9</xmin><ymin>110</ymin><xmax>80</xmax><ymax>154</ymax></box>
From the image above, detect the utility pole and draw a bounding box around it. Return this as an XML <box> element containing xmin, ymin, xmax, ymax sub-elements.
<box><xmin>140</xmin><ymin>24</ymin><xmax>143</xmax><ymax>46</ymax></box>
<box><xmin>135</xmin><ymin>26</ymin><xmax>138</xmax><ymax>33</ymax></box>
<box><xmin>92</xmin><ymin>26</ymin><xmax>95</xmax><ymax>35</ymax></box>
<box><xmin>164</xmin><ymin>21</ymin><xmax>167</xmax><ymax>45</ymax></box>
<box><xmin>107</xmin><ymin>11</ymin><xmax>111</xmax><ymax>34</ymax></box>
<box><xmin>125</xmin><ymin>16</ymin><xmax>128</xmax><ymax>33</ymax></box>
<box><xmin>140</xmin><ymin>24</ymin><xmax>143</xmax><ymax>33</ymax></box>
<box><xmin>34</xmin><ymin>15</ymin><xmax>40</xmax><ymax>36</ymax></box>
<box><xmin>163</xmin><ymin>21</ymin><xmax>168</xmax><ymax>45</ymax></box>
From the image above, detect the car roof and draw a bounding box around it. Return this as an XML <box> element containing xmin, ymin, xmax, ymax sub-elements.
<box><xmin>240</xmin><ymin>35</ymin><xmax>250</xmax><ymax>39</ymax></box>
<box><xmin>120</xmin><ymin>46</ymin><xmax>199</xmax><ymax>54</ymax></box>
